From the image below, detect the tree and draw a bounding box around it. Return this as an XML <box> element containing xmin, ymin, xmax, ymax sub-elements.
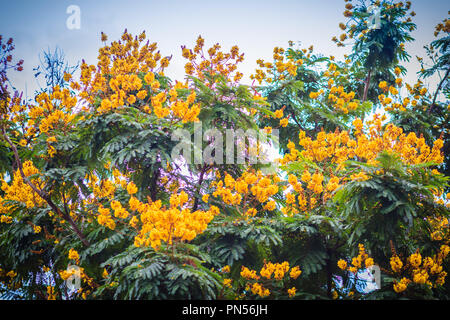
<box><xmin>0</xmin><ymin>0</ymin><xmax>448</xmax><ymax>301</ymax></box>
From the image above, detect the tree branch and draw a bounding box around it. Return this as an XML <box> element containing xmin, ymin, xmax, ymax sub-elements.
<box><xmin>429</xmin><ymin>67</ymin><xmax>450</xmax><ymax>114</ymax></box>
<box><xmin>1</xmin><ymin>127</ymin><xmax>90</xmax><ymax>247</ymax></box>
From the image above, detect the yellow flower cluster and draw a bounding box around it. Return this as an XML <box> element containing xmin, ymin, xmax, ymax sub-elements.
<box><xmin>59</xmin><ymin>267</ymin><xmax>77</xmax><ymax>281</ymax></box>
<box><xmin>111</xmin><ymin>200</ymin><xmax>129</xmax><ymax>219</ymax></box>
<box><xmin>0</xmin><ymin>215</ymin><xmax>12</xmax><ymax>224</ymax></box>
<box><xmin>0</xmin><ymin>268</ymin><xmax>20</xmax><ymax>291</ymax></box>
<box><xmin>126</xmin><ymin>182</ymin><xmax>138</xmax><ymax>195</ymax></box>
<box><xmin>78</xmin><ymin>31</ymin><xmax>164</xmax><ymax>106</ymax></box>
<box><xmin>390</xmin><ymin>246</ymin><xmax>450</xmax><ymax>293</ymax></box>
<box><xmin>260</xmin><ymin>261</ymin><xmax>290</xmax><ymax>280</ymax></box>
<box><xmin>281</xmin><ymin>151</ymin><xmax>345</xmax><ymax>215</ymax></box>
<box><xmin>247</xmin><ymin>261</ymin><xmax>302</xmax><ymax>281</ymax></box>
<box><xmin>97</xmin><ymin>206</ymin><xmax>116</xmax><ymax>230</ymax></box>
<box><xmin>281</xmin><ymin>114</ymin><xmax>444</xmax><ymax>170</ymax></box>
<box><xmin>286</xmin><ymin>174</ymin><xmax>318</xmax><ymax>214</ymax></box>
<box><xmin>430</xmin><ymin>217</ymin><xmax>449</xmax><ymax>242</ymax></box>
<box><xmin>68</xmin><ymin>248</ymin><xmax>80</xmax><ymax>262</ymax></box>
<box><xmin>133</xmin><ymin>191</ymin><xmax>216</xmax><ymax>250</ymax></box>
<box><xmin>46</xmin><ymin>286</ymin><xmax>57</xmax><ymax>300</ymax></box>
<box><xmin>149</xmin><ymin>81</ymin><xmax>200</xmax><ymax>122</ymax></box>
<box><xmin>240</xmin><ymin>266</ymin><xmax>260</xmax><ymax>280</ymax></box>
<box><xmin>86</xmin><ymin>169</ymin><xmax>129</xmax><ymax>203</ymax></box>
<box><xmin>250</xmin><ymin>282</ymin><xmax>270</xmax><ymax>297</ymax></box>
<box><xmin>168</xmin><ymin>92</ymin><xmax>201</xmax><ymax>123</ymax></box>
<box><xmin>223</xmin><ymin>278</ymin><xmax>232</xmax><ymax>288</ymax></box>
<box><xmin>221</xmin><ymin>265</ymin><xmax>231</xmax><ymax>273</ymax></box>
<box><xmin>0</xmin><ymin>268</ymin><xmax>17</xmax><ymax>279</ymax></box>
<box><xmin>338</xmin><ymin>244</ymin><xmax>375</xmax><ymax>274</ymax></box>
<box><xmin>393</xmin><ymin>277</ymin><xmax>411</xmax><ymax>293</ymax></box>
<box><xmin>335</xmin><ymin>1</ymin><xmax>414</xmax><ymax>46</ymax></box>
<box><xmin>84</xmin><ymin>172</ymin><xmax>128</xmax><ymax>226</ymax></box>
<box><xmin>308</xmin><ymin>63</ymin><xmax>361</xmax><ymax>114</ymax></box>
<box><xmin>287</xmin><ymin>287</ymin><xmax>296</xmax><ymax>298</ymax></box>
<box><xmin>75</xmin><ymin>30</ymin><xmax>200</xmax><ymax>123</ymax></box>
<box><xmin>251</xmin><ymin>46</ymin><xmax>299</xmax><ymax>84</ymax></box>
<box><xmin>0</xmin><ymin>161</ymin><xmax>45</xmax><ymax>213</ymax></box>
<box><xmin>59</xmin><ymin>266</ymin><xmax>95</xmax><ymax>294</ymax></box>
<box><xmin>182</xmin><ymin>35</ymin><xmax>244</xmax><ymax>84</ymax></box>
<box><xmin>273</xmin><ymin>108</ymin><xmax>284</xmax><ymax>119</ymax></box>
<box><xmin>3</xmin><ymin>86</ymin><xmax>77</xmax><ymax>158</ymax></box>
<box><xmin>210</xmin><ymin>170</ymin><xmax>280</xmax><ymax>216</ymax></box>
<box><xmin>390</xmin><ymin>255</ymin><xmax>403</xmax><ymax>273</ymax></box>
<box><xmin>240</xmin><ymin>261</ymin><xmax>301</xmax><ymax>298</ymax></box>
<box><xmin>35</xmin><ymin>87</ymin><xmax>77</xmax><ymax>135</ymax></box>
<box><xmin>434</xmin><ymin>17</ymin><xmax>450</xmax><ymax>37</ymax></box>
<box><xmin>378</xmin><ymin>78</ymin><xmax>430</xmax><ymax>112</ymax></box>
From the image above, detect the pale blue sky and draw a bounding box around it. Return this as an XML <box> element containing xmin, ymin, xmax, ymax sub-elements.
<box><xmin>1</xmin><ymin>0</ymin><xmax>448</xmax><ymax>98</ymax></box>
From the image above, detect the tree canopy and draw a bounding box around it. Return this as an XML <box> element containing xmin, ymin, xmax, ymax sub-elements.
<box><xmin>0</xmin><ymin>0</ymin><xmax>449</xmax><ymax>300</ymax></box>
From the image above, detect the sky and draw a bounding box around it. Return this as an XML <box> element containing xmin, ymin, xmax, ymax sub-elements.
<box><xmin>1</xmin><ymin>0</ymin><xmax>449</xmax><ymax>99</ymax></box>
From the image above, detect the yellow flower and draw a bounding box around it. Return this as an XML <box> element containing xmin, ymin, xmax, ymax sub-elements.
<box><xmin>301</xmin><ymin>170</ymin><xmax>311</xmax><ymax>183</ymax></box>
<box><xmin>0</xmin><ymin>215</ymin><xmax>12</xmax><ymax>224</ymax></box>
<box><xmin>202</xmin><ymin>194</ymin><xmax>209</xmax><ymax>203</ymax></box>
<box><xmin>351</xmin><ymin>256</ymin><xmax>361</xmax><ymax>268</ymax></box>
<box><xmin>136</xmin><ymin>90</ymin><xmax>147</xmax><ymax>100</ymax></box>
<box><xmin>245</xmin><ymin>208</ymin><xmax>257</xmax><ymax>217</ymax></box>
<box><xmin>379</xmin><ymin>81</ymin><xmax>388</xmax><ymax>90</ymax></box>
<box><xmin>393</xmin><ymin>278</ymin><xmax>410</xmax><ymax>293</ymax></box>
<box><xmin>289</xmin><ymin>266</ymin><xmax>302</xmax><ymax>279</ymax></box>
<box><xmin>365</xmin><ymin>258</ymin><xmax>374</xmax><ymax>268</ymax></box>
<box><xmin>47</xmin><ymin>286</ymin><xmax>56</xmax><ymax>300</ymax></box>
<box><xmin>240</xmin><ymin>266</ymin><xmax>259</xmax><ymax>280</ymax></box>
<box><xmin>150</xmin><ymin>81</ymin><xmax>160</xmax><ymax>91</ymax></box>
<box><xmin>100</xmin><ymin>32</ymin><xmax>108</xmax><ymax>42</ymax></box>
<box><xmin>251</xmin><ymin>282</ymin><xmax>270</xmax><ymax>297</ymax></box>
<box><xmin>100</xmin><ymin>99</ymin><xmax>112</xmax><ymax>112</ymax></box>
<box><xmin>19</xmin><ymin>139</ymin><xmax>27</xmax><ymax>147</ymax></box>
<box><xmin>309</xmin><ymin>91</ymin><xmax>320</xmax><ymax>99</ymax></box>
<box><xmin>127</xmin><ymin>182</ymin><xmax>138</xmax><ymax>195</ymax></box>
<box><xmin>264</xmin><ymin>200</ymin><xmax>276</xmax><ymax>211</ymax></box>
<box><xmin>127</xmin><ymin>95</ymin><xmax>136</xmax><ymax>104</ymax></box>
<box><xmin>273</xmin><ymin>109</ymin><xmax>283</xmax><ymax>119</ymax></box>
<box><xmin>389</xmin><ymin>86</ymin><xmax>399</xmax><ymax>95</ymax></box>
<box><xmin>409</xmin><ymin>252</ymin><xmax>422</xmax><ymax>268</ymax></box>
<box><xmin>264</xmin><ymin>126</ymin><xmax>272</xmax><ymax>134</ymax></box>
<box><xmin>47</xmin><ymin>136</ymin><xmax>57</xmax><ymax>144</ymax></box>
<box><xmin>332</xmin><ymin>290</ymin><xmax>338</xmax><ymax>300</ymax></box>
<box><xmin>6</xmin><ymin>270</ymin><xmax>17</xmax><ymax>278</ymax></box>
<box><xmin>280</xmin><ymin>118</ymin><xmax>289</xmax><ymax>127</ymax></box>
<box><xmin>221</xmin><ymin>265</ymin><xmax>230</xmax><ymax>273</ymax></box>
<box><xmin>63</xmin><ymin>72</ymin><xmax>72</xmax><ymax>81</ymax></box>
